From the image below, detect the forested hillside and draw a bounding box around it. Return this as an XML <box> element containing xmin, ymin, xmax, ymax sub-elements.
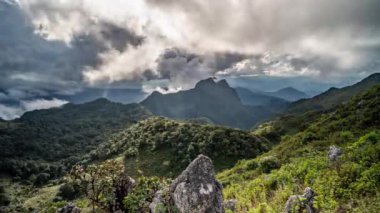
<box><xmin>218</xmin><ymin>84</ymin><xmax>380</xmax><ymax>212</ymax></box>
<box><xmin>0</xmin><ymin>99</ymin><xmax>151</xmax><ymax>183</ymax></box>
<box><xmin>88</xmin><ymin>117</ymin><xmax>271</xmax><ymax>177</ymax></box>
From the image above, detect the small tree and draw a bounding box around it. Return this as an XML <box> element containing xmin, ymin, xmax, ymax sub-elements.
<box><xmin>71</xmin><ymin>160</ymin><xmax>134</xmax><ymax>212</ymax></box>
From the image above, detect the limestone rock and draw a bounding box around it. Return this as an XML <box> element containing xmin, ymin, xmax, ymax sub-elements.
<box><xmin>224</xmin><ymin>199</ymin><xmax>237</xmax><ymax>211</ymax></box>
<box><xmin>149</xmin><ymin>190</ymin><xmax>164</xmax><ymax>213</ymax></box>
<box><xmin>285</xmin><ymin>187</ymin><xmax>318</xmax><ymax>213</ymax></box>
<box><xmin>328</xmin><ymin>145</ymin><xmax>343</xmax><ymax>161</ymax></box>
<box><xmin>170</xmin><ymin>155</ymin><xmax>224</xmax><ymax>213</ymax></box>
<box><xmin>58</xmin><ymin>203</ymin><xmax>81</xmax><ymax>213</ymax></box>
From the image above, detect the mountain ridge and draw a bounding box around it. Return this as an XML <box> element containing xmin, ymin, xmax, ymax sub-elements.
<box><xmin>234</xmin><ymin>87</ymin><xmax>289</xmax><ymax>107</ymax></box>
<box><xmin>288</xmin><ymin>73</ymin><xmax>380</xmax><ymax>113</ymax></box>
<box><xmin>266</xmin><ymin>86</ymin><xmax>309</xmax><ymax>101</ymax></box>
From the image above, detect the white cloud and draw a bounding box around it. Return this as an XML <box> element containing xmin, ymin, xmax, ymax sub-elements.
<box><xmin>22</xmin><ymin>98</ymin><xmax>68</xmax><ymax>111</ymax></box>
<box><xmin>0</xmin><ymin>104</ymin><xmax>23</xmax><ymax>120</ymax></box>
<box><xmin>0</xmin><ymin>98</ymin><xmax>68</xmax><ymax>120</ymax></box>
<box><xmin>217</xmin><ymin>53</ymin><xmax>320</xmax><ymax>78</ymax></box>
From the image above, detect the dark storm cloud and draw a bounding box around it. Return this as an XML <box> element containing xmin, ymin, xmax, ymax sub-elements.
<box><xmin>145</xmin><ymin>0</ymin><xmax>380</xmax><ymax>79</ymax></box>
<box><xmin>152</xmin><ymin>48</ymin><xmax>213</xmax><ymax>89</ymax></box>
<box><xmin>99</xmin><ymin>22</ymin><xmax>145</xmax><ymax>52</ymax></box>
<box><xmin>0</xmin><ymin>0</ymin><xmax>144</xmax><ymax>97</ymax></box>
<box><xmin>212</xmin><ymin>53</ymin><xmax>250</xmax><ymax>71</ymax></box>
<box><xmin>151</xmin><ymin>49</ymin><xmax>256</xmax><ymax>87</ymax></box>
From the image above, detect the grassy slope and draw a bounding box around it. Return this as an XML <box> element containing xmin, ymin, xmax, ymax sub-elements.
<box><xmin>218</xmin><ymin>84</ymin><xmax>380</xmax><ymax>212</ymax></box>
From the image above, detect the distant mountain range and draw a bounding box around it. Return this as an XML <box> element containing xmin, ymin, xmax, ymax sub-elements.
<box><xmin>234</xmin><ymin>87</ymin><xmax>289</xmax><ymax>107</ymax></box>
<box><xmin>58</xmin><ymin>88</ymin><xmax>148</xmax><ymax>104</ymax></box>
<box><xmin>266</xmin><ymin>87</ymin><xmax>309</xmax><ymax>101</ymax></box>
<box><xmin>288</xmin><ymin>73</ymin><xmax>380</xmax><ymax>113</ymax></box>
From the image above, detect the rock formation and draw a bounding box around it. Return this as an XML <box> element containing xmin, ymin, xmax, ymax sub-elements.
<box><xmin>285</xmin><ymin>187</ymin><xmax>318</xmax><ymax>213</ymax></box>
<box><xmin>328</xmin><ymin>145</ymin><xmax>343</xmax><ymax>161</ymax></box>
<box><xmin>224</xmin><ymin>199</ymin><xmax>237</xmax><ymax>211</ymax></box>
<box><xmin>149</xmin><ymin>190</ymin><xmax>165</xmax><ymax>213</ymax></box>
<box><xmin>170</xmin><ymin>154</ymin><xmax>224</xmax><ymax>213</ymax></box>
<box><xmin>58</xmin><ymin>203</ymin><xmax>81</xmax><ymax>213</ymax></box>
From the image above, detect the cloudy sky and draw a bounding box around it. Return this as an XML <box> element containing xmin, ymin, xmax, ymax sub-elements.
<box><xmin>1</xmin><ymin>0</ymin><xmax>380</xmax><ymax>119</ymax></box>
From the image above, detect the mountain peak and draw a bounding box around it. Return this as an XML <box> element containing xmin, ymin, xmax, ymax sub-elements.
<box><xmin>361</xmin><ymin>72</ymin><xmax>380</xmax><ymax>83</ymax></box>
<box><xmin>277</xmin><ymin>87</ymin><xmax>300</xmax><ymax>93</ymax></box>
<box><xmin>151</xmin><ymin>91</ymin><xmax>162</xmax><ymax>96</ymax></box>
<box><xmin>87</xmin><ymin>98</ymin><xmax>111</xmax><ymax>105</ymax></box>
<box><xmin>217</xmin><ymin>79</ymin><xmax>230</xmax><ymax>88</ymax></box>
<box><xmin>195</xmin><ymin>77</ymin><xmax>217</xmax><ymax>88</ymax></box>
<box><xmin>268</xmin><ymin>87</ymin><xmax>308</xmax><ymax>101</ymax></box>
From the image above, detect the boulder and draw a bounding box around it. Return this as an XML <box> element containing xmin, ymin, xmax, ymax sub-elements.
<box><xmin>285</xmin><ymin>187</ymin><xmax>318</xmax><ymax>213</ymax></box>
<box><xmin>58</xmin><ymin>203</ymin><xmax>81</xmax><ymax>213</ymax></box>
<box><xmin>170</xmin><ymin>155</ymin><xmax>224</xmax><ymax>213</ymax></box>
<box><xmin>149</xmin><ymin>190</ymin><xmax>164</xmax><ymax>213</ymax></box>
<box><xmin>328</xmin><ymin>145</ymin><xmax>343</xmax><ymax>162</ymax></box>
<box><xmin>224</xmin><ymin>199</ymin><xmax>237</xmax><ymax>211</ymax></box>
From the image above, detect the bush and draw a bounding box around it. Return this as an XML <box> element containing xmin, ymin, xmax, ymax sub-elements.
<box><xmin>259</xmin><ymin>156</ymin><xmax>280</xmax><ymax>173</ymax></box>
<box><xmin>71</xmin><ymin>160</ymin><xmax>134</xmax><ymax>212</ymax></box>
<box><xmin>34</xmin><ymin>173</ymin><xmax>50</xmax><ymax>186</ymax></box>
<box><xmin>245</xmin><ymin>160</ymin><xmax>259</xmax><ymax>170</ymax></box>
<box><xmin>123</xmin><ymin>176</ymin><xmax>163</xmax><ymax>212</ymax></box>
<box><xmin>57</xmin><ymin>183</ymin><xmax>80</xmax><ymax>200</ymax></box>
<box><xmin>0</xmin><ymin>186</ymin><xmax>10</xmax><ymax>206</ymax></box>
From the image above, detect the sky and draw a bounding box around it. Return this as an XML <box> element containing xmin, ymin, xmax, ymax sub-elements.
<box><xmin>0</xmin><ymin>0</ymin><xmax>380</xmax><ymax>119</ymax></box>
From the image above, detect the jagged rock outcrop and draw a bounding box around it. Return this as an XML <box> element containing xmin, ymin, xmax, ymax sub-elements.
<box><xmin>224</xmin><ymin>199</ymin><xmax>237</xmax><ymax>212</ymax></box>
<box><xmin>170</xmin><ymin>155</ymin><xmax>224</xmax><ymax>213</ymax></box>
<box><xmin>285</xmin><ymin>187</ymin><xmax>318</xmax><ymax>213</ymax></box>
<box><xmin>328</xmin><ymin>145</ymin><xmax>343</xmax><ymax>162</ymax></box>
<box><xmin>58</xmin><ymin>203</ymin><xmax>81</xmax><ymax>213</ymax></box>
<box><xmin>149</xmin><ymin>190</ymin><xmax>165</xmax><ymax>213</ymax></box>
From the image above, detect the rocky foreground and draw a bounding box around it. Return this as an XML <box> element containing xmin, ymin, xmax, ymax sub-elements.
<box><xmin>60</xmin><ymin>154</ymin><xmax>318</xmax><ymax>213</ymax></box>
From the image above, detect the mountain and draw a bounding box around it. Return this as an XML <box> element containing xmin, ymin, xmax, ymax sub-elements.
<box><xmin>288</xmin><ymin>73</ymin><xmax>380</xmax><ymax>113</ymax></box>
<box><xmin>266</xmin><ymin>86</ymin><xmax>309</xmax><ymax>101</ymax></box>
<box><xmin>58</xmin><ymin>88</ymin><xmax>148</xmax><ymax>104</ymax></box>
<box><xmin>218</xmin><ymin>83</ymin><xmax>380</xmax><ymax>212</ymax></box>
<box><xmin>141</xmin><ymin>78</ymin><xmax>258</xmax><ymax>129</ymax></box>
<box><xmin>235</xmin><ymin>87</ymin><xmax>289</xmax><ymax>107</ymax></box>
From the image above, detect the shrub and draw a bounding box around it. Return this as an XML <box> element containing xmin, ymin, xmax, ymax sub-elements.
<box><xmin>259</xmin><ymin>156</ymin><xmax>280</xmax><ymax>173</ymax></box>
<box><xmin>123</xmin><ymin>176</ymin><xmax>163</xmax><ymax>212</ymax></box>
<box><xmin>34</xmin><ymin>173</ymin><xmax>50</xmax><ymax>186</ymax></box>
<box><xmin>245</xmin><ymin>160</ymin><xmax>259</xmax><ymax>170</ymax></box>
<box><xmin>0</xmin><ymin>186</ymin><xmax>10</xmax><ymax>206</ymax></box>
<box><xmin>71</xmin><ymin>160</ymin><xmax>134</xmax><ymax>212</ymax></box>
<box><xmin>57</xmin><ymin>183</ymin><xmax>80</xmax><ymax>200</ymax></box>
